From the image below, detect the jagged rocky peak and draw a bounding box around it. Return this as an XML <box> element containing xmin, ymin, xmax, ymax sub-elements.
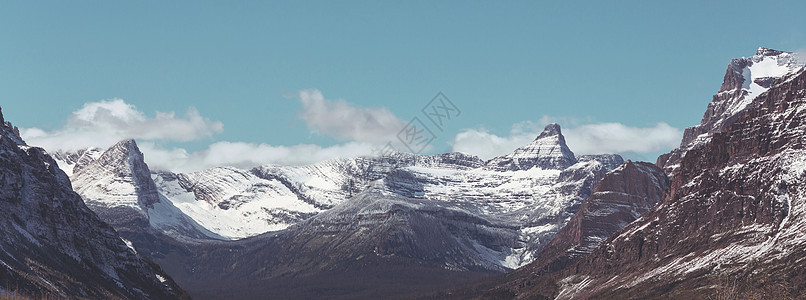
<box><xmin>755</xmin><ymin>46</ymin><xmax>787</xmax><ymax>57</ymax></box>
<box><xmin>538</xmin><ymin>122</ymin><xmax>562</xmax><ymax>138</ymax></box>
<box><xmin>700</xmin><ymin>47</ymin><xmax>802</xmax><ymax>137</ymax></box>
<box><xmin>97</xmin><ymin>140</ymin><xmax>154</xmax><ymax>189</ymax></box>
<box><xmin>719</xmin><ymin>47</ymin><xmax>802</xmax><ymax>94</ymax></box>
<box><xmin>72</xmin><ymin>139</ymin><xmax>161</xmax><ymax>210</ymax></box>
<box><xmin>487</xmin><ymin>123</ymin><xmax>577</xmax><ymax>171</ymax></box>
<box><xmin>659</xmin><ymin>47</ymin><xmax>805</xmax><ymax>173</ymax></box>
<box><xmin>0</xmin><ymin>106</ymin><xmax>25</xmax><ymax>146</ymax></box>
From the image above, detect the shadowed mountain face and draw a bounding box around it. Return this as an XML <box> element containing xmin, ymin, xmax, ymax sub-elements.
<box><xmin>0</xmin><ymin>107</ymin><xmax>185</xmax><ymax>299</ymax></box>
<box><xmin>164</xmin><ymin>188</ymin><xmax>512</xmax><ymax>299</ymax></box>
<box><xmin>476</xmin><ymin>48</ymin><xmax>806</xmax><ymax>299</ymax></box>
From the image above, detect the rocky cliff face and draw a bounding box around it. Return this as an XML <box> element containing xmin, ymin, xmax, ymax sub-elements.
<box><xmin>501</xmin><ymin>48</ymin><xmax>806</xmax><ymax>299</ymax></box>
<box><xmin>72</xmin><ymin>140</ymin><xmax>160</xmax><ymax>224</ymax></box>
<box><xmin>659</xmin><ymin>47</ymin><xmax>804</xmax><ymax>175</ymax></box>
<box><xmin>513</xmin><ymin>161</ymin><xmax>669</xmax><ymax>278</ymax></box>
<box><xmin>0</xmin><ymin>107</ymin><xmax>184</xmax><ymax>299</ymax></box>
<box><xmin>71</xmin><ymin>139</ymin><xmax>219</xmax><ymax>240</ymax></box>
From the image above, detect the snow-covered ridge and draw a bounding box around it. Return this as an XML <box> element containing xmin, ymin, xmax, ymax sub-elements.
<box><xmin>63</xmin><ymin>122</ymin><xmax>623</xmax><ymax>270</ymax></box>
<box><xmin>52</xmin><ymin>147</ymin><xmax>103</xmax><ymax>177</ymax></box>
<box><xmin>733</xmin><ymin>47</ymin><xmax>803</xmax><ymax>117</ymax></box>
<box><xmin>153</xmin><ymin>167</ymin><xmax>319</xmax><ymax>239</ymax></box>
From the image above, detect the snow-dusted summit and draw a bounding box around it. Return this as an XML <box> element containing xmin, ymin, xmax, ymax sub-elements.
<box><xmin>487</xmin><ymin>123</ymin><xmax>577</xmax><ymax>171</ymax></box>
<box><xmin>70</xmin><ymin>139</ymin><xmax>218</xmax><ymax>239</ymax></box>
<box><xmin>72</xmin><ymin>139</ymin><xmax>160</xmax><ymax>211</ymax></box>
<box><xmin>51</xmin><ymin>147</ymin><xmax>103</xmax><ymax>176</ymax></box>
<box><xmin>659</xmin><ymin>47</ymin><xmax>805</xmax><ymax>174</ymax></box>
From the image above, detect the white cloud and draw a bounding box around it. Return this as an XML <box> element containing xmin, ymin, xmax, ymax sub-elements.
<box><xmin>139</xmin><ymin>141</ymin><xmax>375</xmax><ymax>173</ymax></box>
<box><xmin>295</xmin><ymin>89</ymin><xmax>407</xmax><ymax>143</ymax></box>
<box><xmin>563</xmin><ymin>122</ymin><xmax>682</xmax><ymax>155</ymax></box>
<box><xmin>20</xmin><ymin>99</ymin><xmax>223</xmax><ymax>151</ymax></box>
<box><xmin>451</xmin><ymin>119</ymin><xmax>682</xmax><ymax>160</ymax></box>
<box><xmin>19</xmin><ymin>97</ymin><xmax>379</xmax><ymax>172</ymax></box>
<box><xmin>22</xmin><ymin>97</ymin><xmax>682</xmax><ymax>173</ymax></box>
<box><xmin>451</xmin><ymin>128</ymin><xmax>534</xmax><ymax>160</ymax></box>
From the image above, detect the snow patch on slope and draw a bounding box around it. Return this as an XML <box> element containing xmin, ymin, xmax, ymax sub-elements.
<box><xmin>153</xmin><ymin>168</ymin><xmax>320</xmax><ymax>239</ymax></box>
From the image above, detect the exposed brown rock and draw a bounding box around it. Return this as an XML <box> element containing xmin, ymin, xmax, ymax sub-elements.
<box><xmin>510</xmin><ymin>55</ymin><xmax>806</xmax><ymax>299</ymax></box>
<box><xmin>520</xmin><ymin>161</ymin><xmax>669</xmax><ymax>278</ymax></box>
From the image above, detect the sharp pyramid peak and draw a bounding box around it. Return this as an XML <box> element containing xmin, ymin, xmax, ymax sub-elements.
<box><xmin>486</xmin><ymin>123</ymin><xmax>576</xmax><ymax>171</ymax></box>
<box><xmin>109</xmin><ymin>138</ymin><xmax>140</xmax><ymax>152</ymax></box>
<box><xmin>536</xmin><ymin>123</ymin><xmax>563</xmax><ymax>140</ymax></box>
<box><xmin>99</xmin><ymin>139</ymin><xmax>151</xmax><ymax>173</ymax></box>
<box><xmin>74</xmin><ymin>138</ymin><xmax>160</xmax><ymax>209</ymax></box>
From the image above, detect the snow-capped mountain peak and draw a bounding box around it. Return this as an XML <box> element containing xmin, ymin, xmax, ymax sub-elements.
<box><xmin>708</xmin><ymin>48</ymin><xmax>803</xmax><ymax>140</ymax></box>
<box><xmin>660</xmin><ymin>47</ymin><xmax>805</xmax><ymax>174</ymax></box>
<box><xmin>72</xmin><ymin>139</ymin><xmax>160</xmax><ymax>212</ymax></box>
<box><xmin>740</xmin><ymin>47</ymin><xmax>803</xmax><ymax>100</ymax></box>
<box><xmin>486</xmin><ymin>123</ymin><xmax>577</xmax><ymax>171</ymax></box>
<box><xmin>52</xmin><ymin>147</ymin><xmax>104</xmax><ymax>176</ymax></box>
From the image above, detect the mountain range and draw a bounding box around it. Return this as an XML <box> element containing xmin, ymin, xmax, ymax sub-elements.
<box><xmin>3</xmin><ymin>46</ymin><xmax>806</xmax><ymax>299</ymax></box>
<box><xmin>456</xmin><ymin>47</ymin><xmax>806</xmax><ymax>299</ymax></box>
<box><xmin>52</xmin><ymin>121</ymin><xmax>625</xmax><ymax>298</ymax></box>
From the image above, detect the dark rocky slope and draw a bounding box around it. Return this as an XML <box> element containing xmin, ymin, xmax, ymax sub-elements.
<box><xmin>163</xmin><ymin>188</ymin><xmax>512</xmax><ymax>299</ymax></box>
<box><xmin>0</xmin><ymin>107</ymin><xmax>185</xmax><ymax>299</ymax></box>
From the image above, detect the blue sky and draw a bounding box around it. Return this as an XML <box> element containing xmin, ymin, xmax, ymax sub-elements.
<box><xmin>2</xmin><ymin>1</ymin><xmax>806</xmax><ymax>171</ymax></box>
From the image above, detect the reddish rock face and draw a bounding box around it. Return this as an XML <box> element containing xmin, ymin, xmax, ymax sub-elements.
<box><xmin>500</xmin><ymin>53</ymin><xmax>806</xmax><ymax>299</ymax></box>
<box><xmin>574</xmin><ymin>64</ymin><xmax>806</xmax><ymax>300</ymax></box>
<box><xmin>519</xmin><ymin>161</ymin><xmax>669</xmax><ymax>278</ymax></box>
<box><xmin>660</xmin><ymin>48</ymin><xmax>803</xmax><ymax>175</ymax></box>
<box><xmin>459</xmin><ymin>50</ymin><xmax>806</xmax><ymax>299</ymax></box>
